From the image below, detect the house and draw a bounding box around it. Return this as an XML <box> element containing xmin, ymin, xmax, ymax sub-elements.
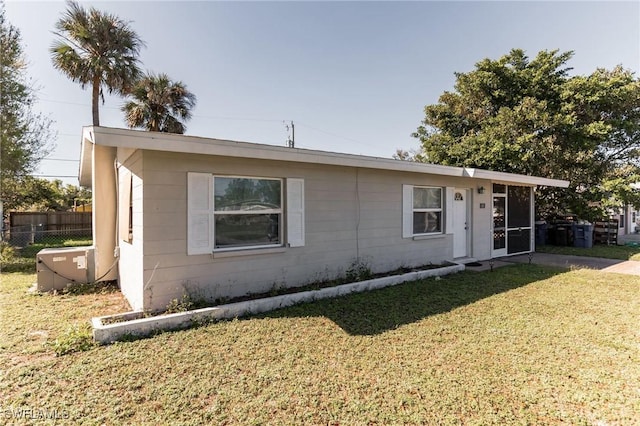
<box><xmin>79</xmin><ymin>126</ymin><xmax>569</xmax><ymax>312</ymax></box>
<box><xmin>610</xmin><ymin>205</ymin><xmax>639</xmax><ymax>243</ymax></box>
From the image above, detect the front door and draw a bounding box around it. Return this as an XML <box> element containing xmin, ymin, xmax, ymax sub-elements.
<box><xmin>453</xmin><ymin>188</ymin><xmax>469</xmax><ymax>258</ymax></box>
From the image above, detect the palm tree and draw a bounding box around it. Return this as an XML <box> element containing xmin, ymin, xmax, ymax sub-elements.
<box><xmin>122</xmin><ymin>72</ymin><xmax>197</xmax><ymax>134</ymax></box>
<box><xmin>51</xmin><ymin>1</ymin><xmax>144</xmax><ymax>126</ymax></box>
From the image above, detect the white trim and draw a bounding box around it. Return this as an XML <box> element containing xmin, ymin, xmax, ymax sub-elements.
<box><xmin>81</xmin><ymin>126</ymin><xmax>570</xmax><ymax>189</ymax></box>
<box><xmin>412</xmin><ymin>234</ymin><xmax>447</xmax><ymax>241</ymax></box>
<box><xmin>212</xmin><ymin>175</ymin><xmax>284</xmax><ymax>251</ymax></box>
<box><xmin>403</xmin><ymin>185</ymin><xmax>445</xmax><ymax>237</ymax></box>
<box><xmin>413</xmin><ymin>186</ymin><xmax>444</xmax><ymax>236</ymax></box>
<box><xmin>212</xmin><ymin>247</ymin><xmax>287</xmax><ymax>258</ymax></box>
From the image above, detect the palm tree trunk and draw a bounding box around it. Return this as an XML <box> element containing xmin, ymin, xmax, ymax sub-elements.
<box><xmin>92</xmin><ymin>76</ymin><xmax>100</xmax><ymax>126</ymax></box>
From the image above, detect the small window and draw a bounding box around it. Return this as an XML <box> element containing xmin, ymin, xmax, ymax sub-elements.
<box><xmin>412</xmin><ymin>187</ymin><xmax>443</xmax><ymax>235</ymax></box>
<box><xmin>213</xmin><ymin>177</ymin><xmax>282</xmax><ymax>250</ymax></box>
<box><xmin>454</xmin><ymin>192</ymin><xmax>463</xmax><ymax>201</ymax></box>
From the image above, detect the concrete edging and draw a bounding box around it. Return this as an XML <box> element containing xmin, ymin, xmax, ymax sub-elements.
<box><xmin>92</xmin><ymin>263</ymin><xmax>465</xmax><ymax>344</ymax></box>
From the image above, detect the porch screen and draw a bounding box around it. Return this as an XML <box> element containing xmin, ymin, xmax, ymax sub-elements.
<box><xmin>507</xmin><ymin>186</ymin><xmax>532</xmax><ymax>254</ymax></box>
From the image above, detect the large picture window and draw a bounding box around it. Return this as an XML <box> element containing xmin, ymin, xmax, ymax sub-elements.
<box><xmin>412</xmin><ymin>187</ymin><xmax>443</xmax><ymax>235</ymax></box>
<box><xmin>214</xmin><ymin>177</ymin><xmax>282</xmax><ymax>249</ymax></box>
<box><xmin>187</xmin><ymin>173</ymin><xmax>304</xmax><ymax>255</ymax></box>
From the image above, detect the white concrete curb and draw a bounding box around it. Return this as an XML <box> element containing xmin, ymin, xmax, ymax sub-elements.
<box><xmin>92</xmin><ymin>263</ymin><xmax>465</xmax><ymax>344</ymax></box>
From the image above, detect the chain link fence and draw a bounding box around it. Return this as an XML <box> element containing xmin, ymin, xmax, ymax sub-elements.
<box><xmin>1</xmin><ymin>226</ymin><xmax>93</xmax><ymax>273</ymax></box>
<box><xmin>2</xmin><ymin>225</ymin><xmax>92</xmax><ymax>248</ymax></box>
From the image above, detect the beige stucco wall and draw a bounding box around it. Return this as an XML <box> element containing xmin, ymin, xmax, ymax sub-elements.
<box><xmin>92</xmin><ymin>144</ymin><xmax>118</xmax><ymax>282</ymax></box>
<box><xmin>135</xmin><ymin>150</ymin><xmax>498</xmax><ymax>312</ymax></box>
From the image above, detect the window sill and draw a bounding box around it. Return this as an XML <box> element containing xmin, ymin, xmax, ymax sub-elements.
<box><xmin>412</xmin><ymin>233</ymin><xmax>448</xmax><ymax>241</ymax></box>
<box><xmin>212</xmin><ymin>246</ymin><xmax>287</xmax><ymax>259</ymax></box>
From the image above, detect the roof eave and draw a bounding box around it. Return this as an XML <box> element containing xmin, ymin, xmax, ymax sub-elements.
<box><xmin>84</xmin><ymin>126</ymin><xmax>571</xmax><ymax>189</ymax></box>
<box><xmin>78</xmin><ymin>127</ymin><xmax>94</xmax><ymax>187</ymax></box>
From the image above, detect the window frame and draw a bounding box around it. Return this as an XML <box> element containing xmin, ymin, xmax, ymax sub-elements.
<box><xmin>212</xmin><ymin>175</ymin><xmax>284</xmax><ymax>252</ymax></box>
<box><xmin>412</xmin><ymin>186</ymin><xmax>444</xmax><ymax>236</ymax></box>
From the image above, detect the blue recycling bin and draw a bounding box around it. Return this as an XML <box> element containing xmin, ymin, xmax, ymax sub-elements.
<box><xmin>535</xmin><ymin>222</ymin><xmax>548</xmax><ymax>246</ymax></box>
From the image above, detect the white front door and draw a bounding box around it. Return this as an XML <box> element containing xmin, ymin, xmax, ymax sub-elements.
<box><xmin>453</xmin><ymin>188</ymin><xmax>469</xmax><ymax>258</ymax></box>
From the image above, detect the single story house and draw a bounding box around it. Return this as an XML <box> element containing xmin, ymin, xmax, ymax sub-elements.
<box><xmin>79</xmin><ymin>126</ymin><xmax>569</xmax><ymax>312</ymax></box>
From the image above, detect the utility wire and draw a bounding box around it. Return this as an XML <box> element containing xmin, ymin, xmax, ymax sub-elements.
<box><xmin>39</xmin><ymin>97</ymin><xmax>379</xmax><ymax>151</ymax></box>
<box><xmin>295</xmin><ymin>121</ymin><xmax>374</xmax><ymax>150</ymax></box>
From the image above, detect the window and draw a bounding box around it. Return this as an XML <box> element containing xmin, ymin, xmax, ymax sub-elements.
<box><xmin>412</xmin><ymin>187</ymin><xmax>443</xmax><ymax>235</ymax></box>
<box><xmin>187</xmin><ymin>173</ymin><xmax>304</xmax><ymax>255</ymax></box>
<box><xmin>214</xmin><ymin>177</ymin><xmax>282</xmax><ymax>249</ymax></box>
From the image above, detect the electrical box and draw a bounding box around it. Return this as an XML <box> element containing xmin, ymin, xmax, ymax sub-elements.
<box><xmin>36</xmin><ymin>246</ymin><xmax>95</xmax><ymax>292</ymax></box>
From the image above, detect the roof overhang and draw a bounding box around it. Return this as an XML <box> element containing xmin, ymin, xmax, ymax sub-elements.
<box><xmin>77</xmin><ymin>126</ymin><xmax>570</xmax><ymax>188</ymax></box>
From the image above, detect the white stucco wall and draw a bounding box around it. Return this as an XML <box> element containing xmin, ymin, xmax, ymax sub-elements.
<box><xmin>117</xmin><ymin>148</ymin><xmax>144</xmax><ymax>310</ymax></box>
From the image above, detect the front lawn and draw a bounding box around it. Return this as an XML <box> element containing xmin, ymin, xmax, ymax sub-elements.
<box><xmin>536</xmin><ymin>243</ymin><xmax>640</xmax><ymax>261</ymax></box>
<box><xmin>1</xmin><ymin>265</ymin><xmax>638</xmax><ymax>424</ymax></box>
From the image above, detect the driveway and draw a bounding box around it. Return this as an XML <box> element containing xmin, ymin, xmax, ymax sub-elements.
<box><xmin>504</xmin><ymin>252</ymin><xmax>640</xmax><ymax>276</ymax></box>
<box><xmin>464</xmin><ymin>252</ymin><xmax>640</xmax><ymax>276</ymax></box>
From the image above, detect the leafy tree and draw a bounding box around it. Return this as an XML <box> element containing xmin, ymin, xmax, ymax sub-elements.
<box><xmin>1</xmin><ymin>8</ymin><xmax>53</xmax><ymax>214</ymax></box>
<box><xmin>3</xmin><ymin>177</ymin><xmax>91</xmax><ymax>212</ymax></box>
<box><xmin>392</xmin><ymin>148</ymin><xmax>424</xmax><ymax>162</ymax></box>
<box><xmin>51</xmin><ymin>0</ymin><xmax>144</xmax><ymax>126</ymax></box>
<box><xmin>412</xmin><ymin>49</ymin><xmax>640</xmax><ymax>220</ymax></box>
<box><xmin>122</xmin><ymin>72</ymin><xmax>196</xmax><ymax>134</ymax></box>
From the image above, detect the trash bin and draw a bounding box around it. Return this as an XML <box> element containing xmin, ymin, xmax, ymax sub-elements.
<box><xmin>572</xmin><ymin>224</ymin><xmax>593</xmax><ymax>248</ymax></box>
<box><xmin>555</xmin><ymin>225</ymin><xmax>569</xmax><ymax>246</ymax></box>
<box><xmin>535</xmin><ymin>222</ymin><xmax>548</xmax><ymax>246</ymax></box>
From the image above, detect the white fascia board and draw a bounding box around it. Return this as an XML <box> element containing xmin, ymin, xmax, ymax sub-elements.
<box><xmin>466</xmin><ymin>168</ymin><xmax>570</xmax><ymax>188</ymax></box>
<box><xmin>89</xmin><ymin>127</ymin><xmax>466</xmax><ymax>177</ymax></box>
<box><xmin>85</xmin><ymin>126</ymin><xmax>570</xmax><ymax>188</ymax></box>
<box><xmin>78</xmin><ymin>127</ymin><xmax>95</xmax><ymax>187</ymax></box>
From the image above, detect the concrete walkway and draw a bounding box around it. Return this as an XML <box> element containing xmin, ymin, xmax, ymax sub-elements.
<box><xmin>465</xmin><ymin>252</ymin><xmax>640</xmax><ymax>276</ymax></box>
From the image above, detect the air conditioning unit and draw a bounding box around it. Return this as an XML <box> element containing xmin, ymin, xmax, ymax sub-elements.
<box><xmin>36</xmin><ymin>246</ymin><xmax>95</xmax><ymax>292</ymax></box>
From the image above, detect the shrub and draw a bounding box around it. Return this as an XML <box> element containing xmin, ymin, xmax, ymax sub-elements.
<box><xmin>165</xmin><ymin>294</ymin><xmax>194</xmax><ymax>314</ymax></box>
<box><xmin>52</xmin><ymin>323</ymin><xmax>95</xmax><ymax>356</ymax></box>
<box><xmin>345</xmin><ymin>258</ymin><xmax>373</xmax><ymax>282</ymax></box>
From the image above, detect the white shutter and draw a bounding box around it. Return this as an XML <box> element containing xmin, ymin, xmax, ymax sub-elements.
<box><xmin>286</xmin><ymin>178</ymin><xmax>305</xmax><ymax>247</ymax></box>
<box><xmin>445</xmin><ymin>187</ymin><xmax>454</xmax><ymax>234</ymax></box>
<box><xmin>187</xmin><ymin>172</ymin><xmax>214</xmax><ymax>255</ymax></box>
<box><xmin>402</xmin><ymin>185</ymin><xmax>413</xmax><ymax>238</ymax></box>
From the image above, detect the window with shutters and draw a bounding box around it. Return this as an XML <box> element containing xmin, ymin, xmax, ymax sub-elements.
<box><xmin>412</xmin><ymin>186</ymin><xmax>443</xmax><ymax>235</ymax></box>
<box><xmin>187</xmin><ymin>173</ymin><xmax>304</xmax><ymax>255</ymax></box>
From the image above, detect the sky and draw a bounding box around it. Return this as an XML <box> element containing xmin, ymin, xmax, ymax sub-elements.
<box><xmin>5</xmin><ymin>0</ymin><xmax>640</xmax><ymax>186</ymax></box>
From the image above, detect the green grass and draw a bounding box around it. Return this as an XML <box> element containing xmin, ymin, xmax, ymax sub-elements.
<box><xmin>536</xmin><ymin>243</ymin><xmax>640</xmax><ymax>261</ymax></box>
<box><xmin>2</xmin><ymin>265</ymin><xmax>639</xmax><ymax>424</ymax></box>
<box><xmin>0</xmin><ymin>236</ymin><xmax>92</xmax><ymax>273</ymax></box>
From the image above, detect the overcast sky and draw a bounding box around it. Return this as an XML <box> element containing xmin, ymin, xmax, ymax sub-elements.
<box><xmin>5</xmin><ymin>1</ymin><xmax>640</xmax><ymax>185</ymax></box>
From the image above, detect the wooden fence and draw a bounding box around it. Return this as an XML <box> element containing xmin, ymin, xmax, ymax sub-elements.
<box><xmin>9</xmin><ymin>211</ymin><xmax>92</xmax><ymax>234</ymax></box>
